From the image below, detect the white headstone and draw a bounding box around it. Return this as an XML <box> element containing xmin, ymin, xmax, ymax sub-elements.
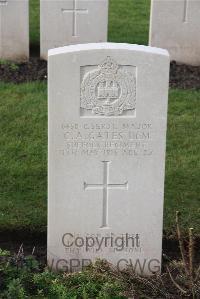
<box><xmin>40</xmin><ymin>0</ymin><xmax>108</xmax><ymax>60</ymax></box>
<box><xmin>0</xmin><ymin>0</ymin><xmax>29</xmax><ymax>61</ymax></box>
<box><xmin>149</xmin><ymin>0</ymin><xmax>200</xmax><ymax>65</ymax></box>
<box><xmin>48</xmin><ymin>43</ymin><xmax>169</xmax><ymax>275</ymax></box>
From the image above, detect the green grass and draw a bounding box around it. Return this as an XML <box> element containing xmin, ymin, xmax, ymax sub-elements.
<box><xmin>29</xmin><ymin>0</ymin><xmax>151</xmax><ymax>48</ymax></box>
<box><xmin>30</xmin><ymin>0</ymin><xmax>40</xmax><ymax>47</ymax></box>
<box><xmin>165</xmin><ymin>90</ymin><xmax>200</xmax><ymax>235</ymax></box>
<box><xmin>0</xmin><ymin>82</ymin><xmax>47</xmax><ymax>232</ymax></box>
<box><xmin>108</xmin><ymin>0</ymin><xmax>150</xmax><ymax>45</ymax></box>
<box><xmin>0</xmin><ymin>83</ymin><xmax>199</xmax><ymax>235</ymax></box>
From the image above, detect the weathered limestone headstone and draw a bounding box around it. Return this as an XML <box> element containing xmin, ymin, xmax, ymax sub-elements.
<box><xmin>48</xmin><ymin>43</ymin><xmax>169</xmax><ymax>275</ymax></box>
<box><xmin>0</xmin><ymin>0</ymin><xmax>29</xmax><ymax>61</ymax></box>
<box><xmin>149</xmin><ymin>0</ymin><xmax>200</xmax><ymax>65</ymax></box>
<box><xmin>40</xmin><ymin>0</ymin><xmax>108</xmax><ymax>60</ymax></box>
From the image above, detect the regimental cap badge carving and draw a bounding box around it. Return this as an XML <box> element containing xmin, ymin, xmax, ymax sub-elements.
<box><xmin>80</xmin><ymin>56</ymin><xmax>136</xmax><ymax>116</ymax></box>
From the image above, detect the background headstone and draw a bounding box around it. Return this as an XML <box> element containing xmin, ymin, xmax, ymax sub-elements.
<box><xmin>48</xmin><ymin>43</ymin><xmax>169</xmax><ymax>275</ymax></box>
<box><xmin>40</xmin><ymin>0</ymin><xmax>108</xmax><ymax>60</ymax></box>
<box><xmin>0</xmin><ymin>0</ymin><xmax>29</xmax><ymax>61</ymax></box>
<box><xmin>149</xmin><ymin>0</ymin><xmax>200</xmax><ymax>65</ymax></box>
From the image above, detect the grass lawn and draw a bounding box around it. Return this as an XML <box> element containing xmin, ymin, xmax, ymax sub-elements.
<box><xmin>108</xmin><ymin>0</ymin><xmax>150</xmax><ymax>45</ymax></box>
<box><xmin>30</xmin><ymin>0</ymin><xmax>40</xmax><ymax>48</ymax></box>
<box><xmin>0</xmin><ymin>83</ymin><xmax>47</xmax><ymax>232</ymax></box>
<box><xmin>29</xmin><ymin>0</ymin><xmax>151</xmax><ymax>47</ymax></box>
<box><xmin>165</xmin><ymin>90</ymin><xmax>200</xmax><ymax>236</ymax></box>
<box><xmin>0</xmin><ymin>82</ymin><xmax>199</xmax><ymax>235</ymax></box>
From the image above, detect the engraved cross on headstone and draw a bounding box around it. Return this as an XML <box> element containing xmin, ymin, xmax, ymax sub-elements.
<box><xmin>183</xmin><ymin>0</ymin><xmax>189</xmax><ymax>23</ymax></box>
<box><xmin>0</xmin><ymin>0</ymin><xmax>8</xmax><ymax>5</ymax></box>
<box><xmin>84</xmin><ymin>161</ymin><xmax>128</xmax><ymax>228</ymax></box>
<box><xmin>62</xmin><ymin>0</ymin><xmax>88</xmax><ymax>37</ymax></box>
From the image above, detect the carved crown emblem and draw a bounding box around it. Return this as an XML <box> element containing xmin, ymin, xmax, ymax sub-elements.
<box><xmin>80</xmin><ymin>56</ymin><xmax>136</xmax><ymax>116</ymax></box>
<box><xmin>99</xmin><ymin>56</ymin><xmax>119</xmax><ymax>74</ymax></box>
